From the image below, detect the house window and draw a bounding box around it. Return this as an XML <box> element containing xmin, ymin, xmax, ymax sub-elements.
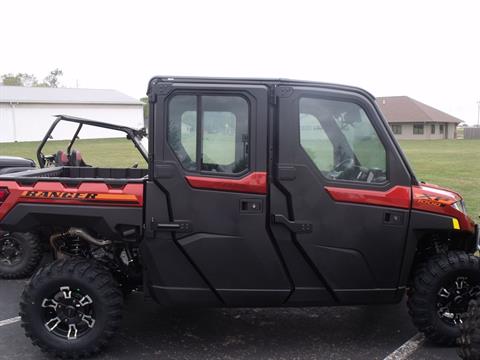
<box><xmin>431</xmin><ymin>124</ymin><xmax>436</xmax><ymax>134</ymax></box>
<box><xmin>413</xmin><ymin>124</ymin><xmax>424</xmax><ymax>135</ymax></box>
<box><xmin>440</xmin><ymin>124</ymin><xmax>444</xmax><ymax>134</ymax></box>
<box><xmin>168</xmin><ymin>95</ymin><xmax>249</xmax><ymax>174</ymax></box>
<box><xmin>391</xmin><ymin>124</ymin><xmax>402</xmax><ymax>135</ymax></box>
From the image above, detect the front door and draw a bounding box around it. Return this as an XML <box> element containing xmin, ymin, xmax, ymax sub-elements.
<box><xmin>144</xmin><ymin>80</ymin><xmax>291</xmax><ymax>306</ymax></box>
<box><xmin>272</xmin><ymin>85</ymin><xmax>413</xmax><ymax>304</ymax></box>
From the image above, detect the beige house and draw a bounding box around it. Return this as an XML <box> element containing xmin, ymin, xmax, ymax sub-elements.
<box><xmin>376</xmin><ymin>96</ymin><xmax>461</xmax><ymax>140</ymax></box>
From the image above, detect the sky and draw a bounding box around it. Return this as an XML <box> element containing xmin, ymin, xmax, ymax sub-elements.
<box><xmin>1</xmin><ymin>0</ymin><xmax>480</xmax><ymax>124</ymax></box>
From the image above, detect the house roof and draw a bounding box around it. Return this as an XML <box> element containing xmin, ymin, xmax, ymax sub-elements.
<box><xmin>375</xmin><ymin>96</ymin><xmax>462</xmax><ymax>124</ymax></box>
<box><xmin>0</xmin><ymin>86</ymin><xmax>142</xmax><ymax>106</ymax></box>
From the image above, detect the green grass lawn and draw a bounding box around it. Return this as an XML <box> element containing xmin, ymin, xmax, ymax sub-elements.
<box><xmin>1</xmin><ymin>138</ymin><xmax>479</xmax><ymax>218</ymax></box>
<box><xmin>399</xmin><ymin>140</ymin><xmax>480</xmax><ymax>219</ymax></box>
<box><xmin>0</xmin><ymin>138</ymin><xmax>147</xmax><ymax>169</ymax></box>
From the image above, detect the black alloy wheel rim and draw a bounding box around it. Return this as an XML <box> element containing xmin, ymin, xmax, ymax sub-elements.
<box><xmin>437</xmin><ymin>276</ymin><xmax>480</xmax><ymax>326</ymax></box>
<box><xmin>41</xmin><ymin>286</ymin><xmax>96</xmax><ymax>340</ymax></box>
<box><xmin>0</xmin><ymin>235</ymin><xmax>24</xmax><ymax>266</ymax></box>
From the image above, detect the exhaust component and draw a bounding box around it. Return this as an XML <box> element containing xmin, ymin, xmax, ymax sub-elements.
<box><xmin>50</xmin><ymin>228</ymin><xmax>111</xmax><ymax>258</ymax></box>
<box><xmin>67</xmin><ymin>228</ymin><xmax>111</xmax><ymax>247</ymax></box>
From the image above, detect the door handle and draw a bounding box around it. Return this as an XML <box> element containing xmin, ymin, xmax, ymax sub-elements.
<box><xmin>273</xmin><ymin>214</ymin><xmax>313</xmax><ymax>234</ymax></box>
<box><xmin>155</xmin><ymin>221</ymin><xmax>192</xmax><ymax>233</ymax></box>
<box><xmin>383</xmin><ymin>211</ymin><xmax>404</xmax><ymax>225</ymax></box>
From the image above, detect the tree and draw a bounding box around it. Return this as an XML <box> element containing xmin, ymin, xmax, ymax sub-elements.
<box><xmin>1</xmin><ymin>73</ymin><xmax>39</xmax><ymax>87</ymax></box>
<box><xmin>38</xmin><ymin>68</ymin><xmax>63</xmax><ymax>88</ymax></box>
<box><xmin>1</xmin><ymin>69</ymin><xmax>63</xmax><ymax>87</ymax></box>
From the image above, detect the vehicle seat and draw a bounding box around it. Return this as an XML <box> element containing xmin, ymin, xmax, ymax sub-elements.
<box><xmin>69</xmin><ymin>149</ymin><xmax>88</xmax><ymax>167</ymax></box>
<box><xmin>54</xmin><ymin>151</ymin><xmax>70</xmax><ymax>166</ymax></box>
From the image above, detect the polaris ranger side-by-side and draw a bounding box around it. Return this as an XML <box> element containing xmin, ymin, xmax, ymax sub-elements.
<box><xmin>0</xmin><ymin>77</ymin><xmax>478</xmax><ymax>358</ymax></box>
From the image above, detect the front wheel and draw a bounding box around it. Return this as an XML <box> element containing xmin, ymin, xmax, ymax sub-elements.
<box><xmin>458</xmin><ymin>296</ymin><xmax>480</xmax><ymax>359</ymax></box>
<box><xmin>20</xmin><ymin>259</ymin><xmax>123</xmax><ymax>359</ymax></box>
<box><xmin>408</xmin><ymin>251</ymin><xmax>480</xmax><ymax>345</ymax></box>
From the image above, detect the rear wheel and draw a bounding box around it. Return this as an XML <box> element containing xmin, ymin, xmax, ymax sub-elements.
<box><xmin>0</xmin><ymin>232</ymin><xmax>42</xmax><ymax>279</ymax></box>
<box><xmin>20</xmin><ymin>259</ymin><xmax>123</xmax><ymax>359</ymax></box>
<box><xmin>408</xmin><ymin>251</ymin><xmax>480</xmax><ymax>345</ymax></box>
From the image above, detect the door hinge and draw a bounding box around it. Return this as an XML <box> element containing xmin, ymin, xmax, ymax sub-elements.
<box><xmin>274</xmin><ymin>86</ymin><xmax>294</xmax><ymax>98</ymax></box>
<box><xmin>269</xmin><ymin>87</ymin><xmax>277</xmax><ymax>105</ymax></box>
<box><xmin>272</xmin><ymin>214</ymin><xmax>312</xmax><ymax>234</ymax></box>
<box><xmin>148</xmin><ymin>93</ymin><xmax>157</xmax><ymax>103</ymax></box>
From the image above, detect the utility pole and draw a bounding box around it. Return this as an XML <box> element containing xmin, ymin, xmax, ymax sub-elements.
<box><xmin>478</xmin><ymin>100</ymin><xmax>480</xmax><ymax>127</ymax></box>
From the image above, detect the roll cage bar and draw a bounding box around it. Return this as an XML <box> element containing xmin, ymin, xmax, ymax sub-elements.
<box><xmin>37</xmin><ymin>115</ymin><xmax>148</xmax><ymax>167</ymax></box>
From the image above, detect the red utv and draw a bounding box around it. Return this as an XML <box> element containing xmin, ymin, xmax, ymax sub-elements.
<box><xmin>0</xmin><ymin>77</ymin><xmax>478</xmax><ymax>358</ymax></box>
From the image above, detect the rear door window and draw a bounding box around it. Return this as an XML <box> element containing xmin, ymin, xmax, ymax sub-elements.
<box><xmin>168</xmin><ymin>95</ymin><xmax>249</xmax><ymax>174</ymax></box>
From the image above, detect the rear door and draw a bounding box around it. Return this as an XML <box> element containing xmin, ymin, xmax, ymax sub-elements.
<box><xmin>144</xmin><ymin>79</ymin><xmax>291</xmax><ymax>306</ymax></box>
<box><xmin>272</xmin><ymin>85</ymin><xmax>413</xmax><ymax>304</ymax></box>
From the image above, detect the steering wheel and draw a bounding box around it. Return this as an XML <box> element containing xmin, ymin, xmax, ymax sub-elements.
<box><xmin>333</xmin><ymin>158</ymin><xmax>355</xmax><ymax>172</ymax></box>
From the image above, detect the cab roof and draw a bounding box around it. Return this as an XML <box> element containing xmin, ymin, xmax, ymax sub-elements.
<box><xmin>147</xmin><ymin>76</ymin><xmax>375</xmax><ymax>101</ymax></box>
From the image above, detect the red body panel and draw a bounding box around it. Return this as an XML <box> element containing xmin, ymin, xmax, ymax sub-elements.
<box><xmin>412</xmin><ymin>185</ymin><xmax>475</xmax><ymax>232</ymax></box>
<box><xmin>0</xmin><ymin>181</ymin><xmax>144</xmax><ymax>221</ymax></box>
<box><xmin>325</xmin><ymin>184</ymin><xmax>474</xmax><ymax>232</ymax></box>
<box><xmin>185</xmin><ymin>172</ymin><xmax>267</xmax><ymax>194</ymax></box>
<box><xmin>324</xmin><ymin>185</ymin><xmax>412</xmax><ymax>209</ymax></box>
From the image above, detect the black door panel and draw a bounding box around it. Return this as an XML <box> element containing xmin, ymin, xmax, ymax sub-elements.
<box><xmin>141</xmin><ymin>182</ymin><xmax>221</xmax><ymax>306</ymax></box>
<box><xmin>272</xmin><ymin>87</ymin><xmax>412</xmax><ymax>304</ymax></box>
<box><xmin>268</xmin><ymin>183</ymin><xmax>336</xmax><ymax>306</ymax></box>
<box><xmin>146</xmin><ymin>82</ymin><xmax>291</xmax><ymax>306</ymax></box>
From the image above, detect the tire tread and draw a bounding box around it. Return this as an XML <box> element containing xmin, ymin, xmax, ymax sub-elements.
<box><xmin>19</xmin><ymin>258</ymin><xmax>123</xmax><ymax>359</ymax></box>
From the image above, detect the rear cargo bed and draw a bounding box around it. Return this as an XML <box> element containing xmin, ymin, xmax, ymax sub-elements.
<box><xmin>0</xmin><ymin>166</ymin><xmax>147</xmax><ymax>182</ymax></box>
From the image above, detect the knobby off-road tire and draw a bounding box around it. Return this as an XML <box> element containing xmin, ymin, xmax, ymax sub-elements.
<box><xmin>458</xmin><ymin>296</ymin><xmax>480</xmax><ymax>360</ymax></box>
<box><xmin>0</xmin><ymin>232</ymin><xmax>42</xmax><ymax>279</ymax></box>
<box><xmin>20</xmin><ymin>259</ymin><xmax>123</xmax><ymax>359</ymax></box>
<box><xmin>408</xmin><ymin>251</ymin><xmax>480</xmax><ymax>346</ymax></box>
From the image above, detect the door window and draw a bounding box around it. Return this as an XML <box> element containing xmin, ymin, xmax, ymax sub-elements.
<box><xmin>299</xmin><ymin>97</ymin><xmax>387</xmax><ymax>183</ymax></box>
<box><xmin>168</xmin><ymin>95</ymin><xmax>249</xmax><ymax>174</ymax></box>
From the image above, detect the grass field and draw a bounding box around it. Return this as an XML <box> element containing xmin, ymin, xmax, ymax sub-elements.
<box><xmin>1</xmin><ymin>138</ymin><xmax>479</xmax><ymax>218</ymax></box>
<box><xmin>398</xmin><ymin>140</ymin><xmax>480</xmax><ymax>218</ymax></box>
<box><xmin>0</xmin><ymin>138</ymin><xmax>147</xmax><ymax>169</ymax></box>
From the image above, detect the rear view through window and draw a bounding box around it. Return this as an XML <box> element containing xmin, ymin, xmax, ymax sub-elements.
<box><xmin>300</xmin><ymin>97</ymin><xmax>387</xmax><ymax>183</ymax></box>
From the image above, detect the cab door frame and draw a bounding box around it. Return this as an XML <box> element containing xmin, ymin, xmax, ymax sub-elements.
<box><xmin>271</xmin><ymin>84</ymin><xmax>414</xmax><ymax>304</ymax></box>
<box><xmin>143</xmin><ymin>78</ymin><xmax>292</xmax><ymax>306</ymax></box>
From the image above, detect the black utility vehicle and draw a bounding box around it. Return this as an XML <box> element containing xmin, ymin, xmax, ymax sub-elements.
<box><xmin>0</xmin><ymin>156</ymin><xmax>41</xmax><ymax>278</ymax></box>
<box><xmin>0</xmin><ymin>77</ymin><xmax>479</xmax><ymax>358</ymax></box>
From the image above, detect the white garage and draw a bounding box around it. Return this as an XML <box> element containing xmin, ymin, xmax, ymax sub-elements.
<box><xmin>0</xmin><ymin>86</ymin><xmax>144</xmax><ymax>143</ymax></box>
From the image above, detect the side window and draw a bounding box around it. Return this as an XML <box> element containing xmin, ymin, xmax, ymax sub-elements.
<box><xmin>168</xmin><ymin>95</ymin><xmax>197</xmax><ymax>171</ymax></box>
<box><xmin>299</xmin><ymin>114</ymin><xmax>334</xmax><ymax>172</ymax></box>
<box><xmin>168</xmin><ymin>95</ymin><xmax>249</xmax><ymax>174</ymax></box>
<box><xmin>299</xmin><ymin>97</ymin><xmax>387</xmax><ymax>183</ymax></box>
